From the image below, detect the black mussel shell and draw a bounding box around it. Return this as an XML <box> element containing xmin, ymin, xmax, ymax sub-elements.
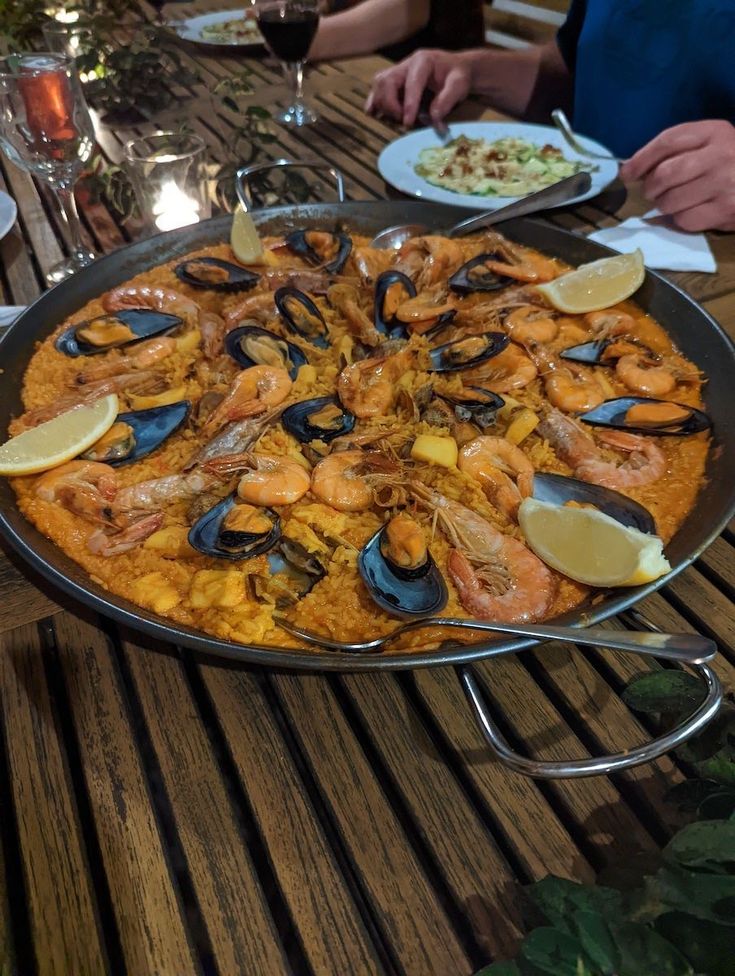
<box><xmin>533</xmin><ymin>472</ymin><xmax>656</xmax><ymax>534</ymax></box>
<box><xmin>188</xmin><ymin>494</ymin><xmax>281</xmax><ymax>560</ymax></box>
<box><xmin>429</xmin><ymin>332</ymin><xmax>509</xmax><ymax>372</ymax></box>
<box><xmin>560</xmin><ymin>339</ymin><xmax>612</xmax><ymax>365</ymax></box>
<box><xmin>285</xmin><ymin>230</ymin><xmax>352</xmax><ymax>274</ymax></box>
<box><xmin>56</xmin><ymin>309</ymin><xmax>183</xmax><ymax>357</ymax></box>
<box><xmin>358</xmin><ymin>525</ymin><xmax>448</xmax><ymax>618</ymax></box>
<box><xmin>448</xmin><ymin>253</ymin><xmax>516</xmax><ymax>294</ymax></box>
<box><xmin>225</xmin><ymin>325</ymin><xmax>308</xmax><ymax>380</ymax></box>
<box><xmin>374</xmin><ymin>270</ymin><xmax>417</xmax><ymax>338</ymax></box>
<box><xmin>83</xmin><ymin>400</ymin><xmax>191</xmax><ymax>466</ymax></box>
<box><xmin>267</xmin><ymin>539</ymin><xmax>326</xmax><ymax>601</ymax></box>
<box><xmin>436</xmin><ymin>386</ymin><xmax>504</xmax><ymax>426</ymax></box>
<box><xmin>274</xmin><ymin>286</ymin><xmax>330</xmax><ymax>349</ymax></box>
<box><xmin>282</xmin><ymin>396</ymin><xmax>356</xmax><ymax>443</ymax></box>
<box><xmin>175</xmin><ymin>257</ymin><xmax>260</xmax><ymax>293</ymax></box>
<box><xmin>578</xmin><ymin>397</ymin><xmax>711</xmax><ymax>436</ymax></box>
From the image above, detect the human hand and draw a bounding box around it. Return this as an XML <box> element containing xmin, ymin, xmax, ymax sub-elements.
<box><xmin>620</xmin><ymin>120</ymin><xmax>735</xmax><ymax>232</ymax></box>
<box><xmin>365</xmin><ymin>49</ymin><xmax>472</xmax><ymax>128</ymax></box>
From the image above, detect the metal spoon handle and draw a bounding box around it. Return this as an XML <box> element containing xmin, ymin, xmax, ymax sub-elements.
<box><xmin>448</xmin><ymin>172</ymin><xmax>592</xmax><ymax>237</ymax></box>
<box><xmin>551</xmin><ymin>108</ymin><xmax>625</xmax><ymax>163</ymax></box>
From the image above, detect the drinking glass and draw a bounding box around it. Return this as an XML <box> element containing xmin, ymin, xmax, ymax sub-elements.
<box><xmin>0</xmin><ymin>53</ymin><xmax>96</xmax><ymax>284</ymax></box>
<box><xmin>255</xmin><ymin>0</ymin><xmax>321</xmax><ymax>126</ymax></box>
<box><xmin>123</xmin><ymin>131</ymin><xmax>211</xmax><ymax>234</ymax></box>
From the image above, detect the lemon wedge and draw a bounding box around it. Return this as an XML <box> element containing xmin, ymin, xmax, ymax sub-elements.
<box><xmin>518</xmin><ymin>497</ymin><xmax>671</xmax><ymax>586</ymax></box>
<box><xmin>536</xmin><ymin>249</ymin><xmax>645</xmax><ymax>314</ymax></box>
<box><xmin>231</xmin><ymin>206</ymin><xmax>263</xmax><ymax>264</ymax></box>
<box><xmin>0</xmin><ymin>394</ymin><xmax>119</xmax><ymax>476</ymax></box>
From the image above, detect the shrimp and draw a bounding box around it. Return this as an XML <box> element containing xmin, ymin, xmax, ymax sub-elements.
<box><xmin>396</xmin><ymin>236</ymin><xmax>465</xmax><ymax>289</ymax></box>
<box><xmin>200</xmin><ymin>311</ymin><xmax>227</xmax><ymax>359</ymax></box>
<box><xmin>615</xmin><ymin>353</ymin><xmax>677</xmax><ymax>396</ymax></box>
<box><xmin>34</xmin><ymin>461</ymin><xmax>119</xmax><ymax>523</ymax></box>
<box><xmin>585</xmin><ymin>309</ymin><xmax>636</xmax><ymax>337</ymax></box>
<box><xmin>185</xmin><ymin>407</ymin><xmax>284</xmax><ymax>469</ymax></box>
<box><xmin>529</xmin><ymin>344</ymin><xmax>604</xmax><ymax>413</ymax></box>
<box><xmin>327</xmin><ymin>283</ymin><xmax>382</xmax><ymax>348</ymax></box>
<box><xmin>103</xmin><ymin>284</ymin><xmax>200</xmax><ymax>329</ymax></box>
<box><xmin>337</xmin><ymin>346</ymin><xmax>415</xmax><ymax>419</ymax></box>
<box><xmin>352</xmin><ymin>245</ymin><xmax>393</xmax><ymax>283</ymax></box>
<box><xmin>538</xmin><ymin>408</ymin><xmax>667</xmax><ymax>489</ymax></box>
<box><xmin>411</xmin><ymin>484</ymin><xmax>556</xmax><ymax>623</ymax></box>
<box><xmin>458</xmin><ymin>436</ymin><xmax>534</xmax><ymax>519</ymax></box>
<box><xmin>476</xmin><ymin>249</ymin><xmax>559</xmax><ymax>284</ymax></box>
<box><xmin>261</xmin><ymin>268</ymin><xmax>337</xmax><ymax>295</ymax></box>
<box><xmin>311</xmin><ymin>450</ymin><xmax>404</xmax><ymax>512</ymax></box>
<box><xmin>113</xmin><ymin>467</ymin><xmax>224</xmax><ymax>512</ymax></box>
<box><xmin>15</xmin><ymin>371</ymin><xmax>158</xmax><ymax>431</ymax></box>
<box><xmin>75</xmin><ymin>337</ymin><xmax>177</xmax><ymax>384</ymax></box>
<box><xmin>204</xmin><ymin>452</ymin><xmax>311</xmax><ymax>506</ymax></box>
<box><xmin>223</xmin><ymin>292</ymin><xmax>276</xmax><ymax>331</ymax></box>
<box><xmin>463</xmin><ymin>343</ymin><xmax>537</xmax><ymax>393</ymax></box>
<box><xmin>87</xmin><ymin>512</ymin><xmax>164</xmax><ymax>556</ymax></box>
<box><xmin>504</xmin><ymin>305</ymin><xmax>558</xmax><ymax>344</ymax></box>
<box><xmin>203</xmin><ymin>366</ymin><xmax>292</xmax><ymax>432</ymax></box>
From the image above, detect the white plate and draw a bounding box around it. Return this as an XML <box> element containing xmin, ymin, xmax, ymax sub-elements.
<box><xmin>377</xmin><ymin>121</ymin><xmax>618</xmax><ymax>211</ymax></box>
<box><xmin>0</xmin><ymin>191</ymin><xmax>17</xmax><ymax>241</ymax></box>
<box><xmin>170</xmin><ymin>9</ymin><xmax>263</xmax><ymax>47</ymax></box>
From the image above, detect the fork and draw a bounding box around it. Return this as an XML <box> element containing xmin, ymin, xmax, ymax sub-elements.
<box><xmin>551</xmin><ymin>108</ymin><xmax>625</xmax><ymax>164</ymax></box>
<box><xmin>275</xmin><ymin>616</ymin><xmax>716</xmax><ymax>664</ymax></box>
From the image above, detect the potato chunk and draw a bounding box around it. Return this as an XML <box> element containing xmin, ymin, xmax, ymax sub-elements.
<box><xmin>144</xmin><ymin>525</ymin><xmax>197</xmax><ymax>558</ymax></box>
<box><xmin>410</xmin><ymin>434</ymin><xmax>458</xmax><ymax>468</ymax></box>
<box><xmin>130</xmin><ymin>572</ymin><xmax>181</xmax><ymax>613</ymax></box>
<box><xmin>189</xmin><ymin>569</ymin><xmax>246</xmax><ymax>609</ymax></box>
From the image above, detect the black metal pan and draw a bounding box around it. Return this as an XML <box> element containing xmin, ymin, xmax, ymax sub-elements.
<box><xmin>0</xmin><ymin>202</ymin><xmax>732</xmax><ymax>776</ymax></box>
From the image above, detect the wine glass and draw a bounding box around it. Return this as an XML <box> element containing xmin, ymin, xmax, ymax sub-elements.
<box><xmin>256</xmin><ymin>0</ymin><xmax>321</xmax><ymax>126</ymax></box>
<box><xmin>0</xmin><ymin>53</ymin><xmax>96</xmax><ymax>284</ymax></box>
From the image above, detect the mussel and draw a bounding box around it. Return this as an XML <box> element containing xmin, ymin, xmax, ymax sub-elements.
<box><xmin>449</xmin><ymin>253</ymin><xmax>516</xmax><ymax>294</ymax></box>
<box><xmin>225</xmin><ymin>325</ymin><xmax>308</xmax><ymax>379</ymax></box>
<box><xmin>429</xmin><ymin>332</ymin><xmax>509</xmax><ymax>372</ymax></box>
<box><xmin>56</xmin><ymin>309</ymin><xmax>183</xmax><ymax>357</ymax></box>
<box><xmin>82</xmin><ymin>400</ymin><xmax>190</xmax><ymax>465</ymax></box>
<box><xmin>284</xmin><ymin>230</ymin><xmax>352</xmax><ymax>274</ymax></box>
<box><xmin>264</xmin><ymin>539</ymin><xmax>326</xmax><ymax>606</ymax></box>
<box><xmin>533</xmin><ymin>472</ymin><xmax>656</xmax><ymax>533</ymax></box>
<box><xmin>281</xmin><ymin>396</ymin><xmax>355</xmax><ymax>443</ymax></box>
<box><xmin>175</xmin><ymin>257</ymin><xmax>260</xmax><ymax>293</ymax></box>
<box><xmin>358</xmin><ymin>513</ymin><xmax>448</xmax><ymax>618</ymax></box>
<box><xmin>435</xmin><ymin>386</ymin><xmax>504</xmax><ymax>427</ymax></box>
<box><xmin>560</xmin><ymin>338</ymin><xmax>650</xmax><ymax>365</ymax></box>
<box><xmin>578</xmin><ymin>397</ymin><xmax>711</xmax><ymax>436</ymax></box>
<box><xmin>188</xmin><ymin>494</ymin><xmax>281</xmax><ymax>560</ymax></box>
<box><xmin>374</xmin><ymin>270</ymin><xmax>416</xmax><ymax>338</ymax></box>
<box><xmin>274</xmin><ymin>287</ymin><xmax>330</xmax><ymax>348</ymax></box>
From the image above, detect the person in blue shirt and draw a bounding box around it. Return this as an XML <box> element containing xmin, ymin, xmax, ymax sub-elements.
<box><xmin>365</xmin><ymin>0</ymin><xmax>735</xmax><ymax>232</ymax></box>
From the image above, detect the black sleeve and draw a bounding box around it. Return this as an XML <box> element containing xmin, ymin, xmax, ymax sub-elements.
<box><xmin>556</xmin><ymin>0</ymin><xmax>587</xmax><ymax>73</ymax></box>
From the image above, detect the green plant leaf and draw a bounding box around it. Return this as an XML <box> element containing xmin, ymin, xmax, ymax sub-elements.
<box><xmin>694</xmin><ymin>748</ymin><xmax>735</xmax><ymax>787</ymax></box>
<box><xmin>528</xmin><ymin>877</ymin><xmax>623</xmax><ymax>934</ymax></box>
<box><xmin>664</xmin><ymin>819</ymin><xmax>735</xmax><ymax>873</ymax></box>
<box><xmin>622</xmin><ymin>672</ymin><xmax>704</xmax><ymax>717</ymax></box>
<box><xmin>520</xmin><ymin>927</ymin><xmax>594</xmax><ymax>976</ymax></box>
<box><xmin>611</xmin><ymin>921</ymin><xmax>693</xmax><ymax>975</ymax></box>
<box><xmin>656</xmin><ymin>911</ymin><xmax>735</xmax><ymax>975</ymax></box>
<box><xmin>572</xmin><ymin>911</ymin><xmax>620</xmax><ymax>974</ymax></box>
<box><xmin>473</xmin><ymin>963</ymin><xmax>524</xmax><ymax>976</ymax></box>
<box><xmin>632</xmin><ymin>864</ymin><xmax>735</xmax><ymax>926</ymax></box>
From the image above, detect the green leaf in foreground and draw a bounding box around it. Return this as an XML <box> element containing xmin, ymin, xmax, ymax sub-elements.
<box><xmin>633</xmin><ymin>864</ymin><xmax>735</xmax><ymax>926</ymax></box>
<box><xmin>572</xmin><ymin>911</ymin><xmax>619</xmax><ymax>974</ymax></box>
<box><xmin>656</xmin><ymin>911</ymin><xmax>735</xmax><ymax>976</ymax></box>
<box><xmin>520</xmin><ymin>927</ymin><xmax>594</xmax><ymax>976</ymax></box>
<box><xmin>622</xmin><ymin>671</ymin><xmax>704</xmax><ymax>716</ymax></box>
<box><xmin>528</xmin><ymin>877</ymin><xmax>623</xmax><ymax>934</ymax></box>
<box><xmin>664</xmin><ymin>819</ymin><xmax>735</xmax><ymax>873</ymax></box>
<box><xmin>612</xmin><ymin>921</ymin><xmax>693</xmax><ymax>976</ymax></box>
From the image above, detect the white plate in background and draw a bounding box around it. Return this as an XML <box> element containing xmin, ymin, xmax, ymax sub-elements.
<box><xmin>170</xmin><ymin>9</ymin><xmax>263</xmax><ymax>47</ymax></box>
<box><xmin>0</xmin><ymin>190</ymin><xmax>17</xmax><ymax>241</ymax></box>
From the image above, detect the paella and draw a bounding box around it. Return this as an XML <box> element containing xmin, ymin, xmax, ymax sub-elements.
<box><xmin>0</xmin><ymin>227</ymin><xmax>711</xmax><ymax>651</ymax></box>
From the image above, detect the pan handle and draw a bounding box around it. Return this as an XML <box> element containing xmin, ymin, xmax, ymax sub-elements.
<box><xmin>235</xmin><ymin>159</ymin><xmax>346</xmax><ymax>211</ymax></box>
<box><xmin>455</xmin><ymin>658</ymin><xmax>721</xmax><ymax>778</ymax></box>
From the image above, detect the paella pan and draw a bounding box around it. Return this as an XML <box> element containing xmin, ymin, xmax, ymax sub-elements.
<box><xmin>3</xmin><ymin>204</ymin><xmax>732</xmax><ymax>680</ymax></box>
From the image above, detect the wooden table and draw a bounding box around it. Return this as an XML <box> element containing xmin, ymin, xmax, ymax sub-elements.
<box><xmin>1</xmin><ymin>12</ymin><xmax>735</xmax><ymax>975</ymax></box>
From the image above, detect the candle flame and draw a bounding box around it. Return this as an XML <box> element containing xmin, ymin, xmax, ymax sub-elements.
<box><xmin>153</xmin><ymin>181</ymin><xmax>201</xmax><ymax>232</ymax></box>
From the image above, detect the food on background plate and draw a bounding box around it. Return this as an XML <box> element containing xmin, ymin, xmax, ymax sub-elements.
<box><xmin>1</xmin><ymin>226</ymin><xmax>710</xmax><ymax>651</ymax></box>
<box><xmin>199</xmin><ymin>14</ymin><xmax>261</xmax><ymax>44</ymax></box>
<box><xmin>415</xmin><ymin>135</ymin><xmax>593</xmax><ymax>198</ymax></box>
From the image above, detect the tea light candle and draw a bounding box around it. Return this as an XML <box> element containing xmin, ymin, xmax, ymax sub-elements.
<box><xmin>46</xmin><ymin>7</ymin><xmax>80</xmax><ymax>23</ymax></box>
<box><xmin>152</xmin><ymin>181</ymin><xmax>201</xmax><ymax>232</ymax></box>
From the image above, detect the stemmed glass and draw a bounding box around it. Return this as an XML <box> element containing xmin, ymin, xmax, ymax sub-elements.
<box><xmin>0</xmin><ymin>53</ymin><xmax>96</xmax><ymax>284</ymax></box>
<box><xmin>255</xmin><ymin>0</ymin><xmax>321</xmax><ymax>126</ymax></box>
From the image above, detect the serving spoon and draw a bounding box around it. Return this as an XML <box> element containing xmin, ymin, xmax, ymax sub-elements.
<box><xmin>551</xmin><ymin>108</ymin><xmax>625</xmax><ymax>164</ymax></box>
<box><xmin>276</xmin><ymin>615</ymin><xmax>716</xmax><ymax>663</ymax></box>
<box><xmin>370</xmin><ymin>171</ymin><xmax>592</xmax><ymax>250</ymax></box>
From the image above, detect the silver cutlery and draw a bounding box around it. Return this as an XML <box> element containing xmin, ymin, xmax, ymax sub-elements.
<box><xmin>551</xmin><ymin>108</ymin><xmax>625</xmax><ymax>164</ymax></box>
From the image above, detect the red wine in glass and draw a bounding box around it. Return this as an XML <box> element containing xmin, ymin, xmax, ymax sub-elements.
<box><xmin>256</xmin><ymin>1</ymin><xmax>320</xmax><ymax>125</ymax></box>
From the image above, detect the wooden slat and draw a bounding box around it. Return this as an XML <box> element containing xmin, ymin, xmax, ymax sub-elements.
<box><xmin>200</xmin><ymin>665</ymin><xmax>387</xmax><ymax>976</ymax></box>
<box><xmin>0</xmin><ymin>622</ymin><xmax>106</xmax><ymax>976</ymax></box>
<box><xmin>120</xmin><ymin>635</ymin><xmax>290</xmax><ymax>975</ymax></box>
<box><xmin>0</xmin><ymin>543</ymin><xmax>59</xmax><ymax>635</ymax></box>
<box><xmin>270</xmin><ymin>673</ymin><xmax>473</xmax><ymax>974</ymax></box>
<box><xmin>52</xmin><ymin>613</ymin><xmax>199</xmax><ymax>976</ymax></box>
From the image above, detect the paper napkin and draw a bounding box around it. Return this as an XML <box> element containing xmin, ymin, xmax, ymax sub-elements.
<box><xmin>588</xmin><ymin>210</ymin><xmax>716</xmax><ymax>273</ymax></box>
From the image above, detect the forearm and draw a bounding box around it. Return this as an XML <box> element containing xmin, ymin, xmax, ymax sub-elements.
<box><xmin>309</xmin><ymin>0</ymin><xmax>429</xmax><ymax>60</ymax></box>
<box><xmin>459</xmin><ymin>41</ymin><xmax>572</xmax><ymax>119</ymax></box>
